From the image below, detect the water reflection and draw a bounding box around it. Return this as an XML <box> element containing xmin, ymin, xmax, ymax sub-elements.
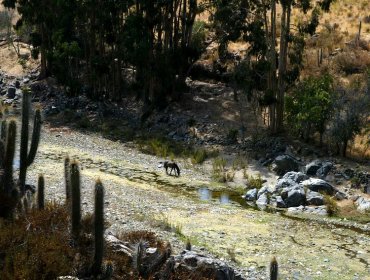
<box><xmin>198</xmin><ymin>187</ymin><xmax>230</xmax><ymax>204</ymax></box>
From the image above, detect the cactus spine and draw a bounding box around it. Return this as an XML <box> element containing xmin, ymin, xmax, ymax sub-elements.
<box><xmin>93</xmin><ymin>179</ymin><xmax>105</xmax><ymax>276</ymax></box>
<box><xmin>71</xmin><ymin>160</ymin><xmax>81</xmax><ymax>238</ymax></box>
<box><xmin>19</xmin><ymin>89</ymin><xmax>41</xmax><ymax>194</ymax></box>
<box><xmin>64</xmin><ymin>156</ymin><xmax>71</xmax><ymax>201</ymax></box>
<box><xmin>270</xmin><ymin>256</ymin><xmax>278</xmax><ymax>280</ymax></box>
<box><xmin>37</xmin><ymin>174</ymin><xmax>45</xmax><ymax>210</ymax></box>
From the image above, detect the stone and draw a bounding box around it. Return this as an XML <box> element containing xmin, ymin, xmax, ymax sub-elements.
<box><xmin>257</xmin><ymin>185</ymin><xmax>270</xmax><ymax>198</ymax></box>
<box><xmin>174</xmin><ymin>251</ymin><xmax>244</xmax><ymax>280</ymax></box>
<box><xmin>104</xmin><ymin>232</ymin><xmax>133</xmax><ymax>257</ymax></box>
<box><xmin>271</xmin><ymin>155</ymin><xmax>300</xmax><ymax>176</ymax></box>
<box><xmin>275</xmin><ymin>178</ymin><xmax>297</xmax><ymax>191</ymax></box>
<box><xmin>306</xmin><ymin>190</ymin><xmax>324</xmax><ymax>206</ymax></box>
<box><xmin>344</xmin><ymin>168</ymin><xmax>355</xmax><ymax>179</ymax></box>
<box><xmin>335</xmin><ymin>191</ymin><xmax>348</xmax><ymax>201</ymax></box>
<box><xmin>316</xmin><ymin>161</ymin><xmax>333</xmax><ymax>178</ymax></box>
<box><xmin>300</xmin><ymin>178</ymin><xmax>335</xmax><ymax>195</ymax></box>
<box><xmin>244</xmin><ymin>188</ymin><xmax>257</xmax><ymax>201</ymax></box>
<box><xmin>14</xmin><ymin>80</ymin><xmax>20</xmax><ymax>88</ymax></box>
<box><xmin>6</xmin><ymin>87</ymin><xmax>16</xmax><ymax>99</ymax></box>
<box><xmin>305</xmin><ymin>160</ymin><xmax>322</xmax><ymax>176</ymax></box>
<box><xmin>355</xmin><ymin>197</ymin><xmax>370</xmax><ymax>212</ymax></box>
<box><xmin>284</xmin><ymin>187</ymin><xmax>305</xmax><ymax>207</ymax></box>
<box><xmin>282</xmin><ymin>171</ymin><xmax>308</xmax><ymax>183</ymax></box>
<box><xmin>364</xmin><ymin>185</ymin><xmax>370</xmax><ymax>194</ymax></box>
<box><xmin>276</xmin><ymin>196</ymin><xmax>286</xmax><ymax>208</ymax></box>
<box><xmin>256</xmin><ymin>193</ymin><xmax>268</xmax><ymax>208</ymax></box>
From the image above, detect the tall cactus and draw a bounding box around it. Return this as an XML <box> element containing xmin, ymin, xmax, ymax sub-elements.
<box><xmin>64</xmin><ymin>156</ymin><xmax>71</xmax><ymax>202</ymax></box>
<box><xmin>0</xmin><ymin>120</ymin><xmax>18</xmax><ymax>219</ymax></box>
<box><xmin>92</xmin><ymin>179</ymin><xmax>105</xmax><ymax>276</ymax></box>
<box><xmin>37</xmin><ymin>174</ymin><xmax>45</xmax><ymax>210</ymax></box>
<box><xmin>270</xmin><ymin>256</ymin><xmax>278</xmax><ymax>280</ymax></box>
<box><xmin>1</xmin><ymin>119</ymin><xmax>7</xmax><ymax>142</ymax></box>
<box><xmin>70</xmin><ymin>160</ymin><xmax>81</xmax><ymax>238</ymax></box>
<box><xmin>19</xmin><ymin>89</ymin><xmax>42</xmax><ymax>194</ymax></box>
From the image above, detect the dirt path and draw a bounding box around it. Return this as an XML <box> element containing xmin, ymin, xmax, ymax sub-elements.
<box><xmin>22</xmin><ymin>125</ymin><xmax>370</xmax><ymax>280</ymax></box>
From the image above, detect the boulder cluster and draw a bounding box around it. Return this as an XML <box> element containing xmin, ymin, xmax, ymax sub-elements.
<box><xmin>243</xmin><ymin>155</ymin><xmax>358</xmax><ymax>215</ymax></box>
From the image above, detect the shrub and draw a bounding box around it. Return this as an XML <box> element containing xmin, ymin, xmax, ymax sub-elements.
<box><xmin>191</xmin><ymin>149</ymin><xmax>207</xmax><ymax>164</ymax></box>
<box><xmin>324</xmin><ymin>194</ymin><xmax>339</xmax><ymax>216</ymax></box>
<box><xmin>334</xmin><ymin>51</ymin><xmax>370</xmax><ymax>75</ymax></box>
<box><xmin>285</xmin><ymin>73</ymin><xmax>334</xmax><ymax>143</ymax></box>
<box><xmin>247</xmin><ymin>174</ymin><xmax>264</xmax><ymax>189</ymax></box>
<box><xmin>226</xmin><ymin>129</ymin><xmax>238</xmax><ymax>144</ymax></box>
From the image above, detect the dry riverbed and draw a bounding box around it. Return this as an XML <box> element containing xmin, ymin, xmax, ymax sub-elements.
<box><xmin>25</xmin><ymin>126</ymin><xmax>370</xmax><ymax>280</ymax></box>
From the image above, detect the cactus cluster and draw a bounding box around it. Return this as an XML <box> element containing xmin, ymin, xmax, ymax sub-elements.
<box><xmin>19</xmin><ymin>89</ymin><xmax>42</xmax><ymax>195</ymax></box>
<box><xmin>64</xmin><ymin>157</ymin><xmax>106</xmax><ymax>276</ymax></box>
<box><xmin>0</xmin><ymin>88</ymin><xmax>42</xmax><ymax>219</ymax></box>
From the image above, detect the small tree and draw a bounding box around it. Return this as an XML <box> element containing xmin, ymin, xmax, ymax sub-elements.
<box><xmin>329</xmin><ymin>79</ymin><xmax>370</xmax><ymax>157</ymax></box>
<box><xmin>285</xmin><ymin>73</ymin><xmax>334</xmax><ymax>144</ymax></box>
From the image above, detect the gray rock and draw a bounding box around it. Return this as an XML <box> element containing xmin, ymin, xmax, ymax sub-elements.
<box><xmin>305</xmin><ymin>160</ymin><xmax>322</xmax><ymax>176</ymax></box>
<box><xmin>283</xmin><ymin>171</ymin><xmax>308</xmax><ymax>183</ymax></box>
<box><xmin>257</xmin><ymin>185</ymin><xmax>270</xmax><ymax>198</ymax></box>
<box><xmin>364</xmin><ymin>184</ymin><xmax>370</xmax><ymax>194</ymax></box>
<box><xmin>245</xmin><ymin>188</ymin><xmax>257</xmax><ymax>201</ymax></box>
<box><xmin>355</xmin><ymin>197</ymin><xmax>370</xmax><ymax>212</ymax></box>
<box><xmin>7</xmin><ymin>87</ymin><xmax>16</xmax><ymax>99</ymax></box>
<box><xmin>300</xmin><ymin>178</ymin><xmax>335</xmax><ymax>195</ymax></box>
<box><xmin>276</xmin><ymin>196</ymin><xmax>286</xmax><ymax>208</ymax></box>
<box><xmin>335</xmin><ymin>191</ymin><xmax>348</xmax><ymax>201</ymax></box>
<box><xmin>344</xmin><ymin>168</ymin><xmax>355</xmax><ymax>179</ymax></box>
<box><xmin>306</xmin><ymin>190</ymin><xmax>324</xmax><ymax>206</ymax></box>
<box><xmin>316</xmin><ymin>161</ymin><xmax>333</xmax><ymax>178</ymax></box>
<box><xmin>57</xmin><ymin>277</ymin><xmax>79</xmax><ymax>280</ymax></box>
<box><xmin>256</xmin><ymin>193</ymin><xmax>268</xmax><ymax>208</ymax></box>
<box><xmin>174</xmin><ymin>251</ymin><xmax>244</xmax><ymax>280</ymax></box>
<box><xmin>284</xmin><ymin>187</ymin><xmax>305</xmax><ymax>207</ymax></box>
<box><xmin>104</xmin><ymin>232</ymin><xmax>133</xmax><ymax>257</ymax></box>
<box><xmin>271</xmin><ymin>155</ymin><xmax>300</xmax><ymax>176</ymax></box>
<box><xmin>275</xmin><ymin>178</ymin><xmax>297</xmax><ymax>191</ymax></box>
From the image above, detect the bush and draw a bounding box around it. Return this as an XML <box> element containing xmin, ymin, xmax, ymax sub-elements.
<box><xmin>227</xmin><ymin>129</ymin><xmax>238</xmax><ymax>144</ymax></box>
<box><xmin>247</xmin><ymin>174</ymin><xmax>264</xmax><ymax>189</ymax></box>
<box><xmin>191</xmin><ymin>149</ymin><xmax>207</xmax><ymax>164</ymax></box>
<box><xmin>324</xmin><ymin>195</ymin><xmax>339</xmax><ymax>216</ymax></box>
<box><xmin>285</xmin><ymin>73</ymin><xmax>334</xmax><ymax>143</ymax></box>
<box><xmin>334</xmin><ymin>51</ymin><xmax>370</xmax><ymax>75</ymax></box>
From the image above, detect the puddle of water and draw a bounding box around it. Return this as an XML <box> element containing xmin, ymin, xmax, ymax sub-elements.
<box><xmin>197</xmin><ymin>187</ymin><xmax>231</xmax><ymax>204</ymax></box>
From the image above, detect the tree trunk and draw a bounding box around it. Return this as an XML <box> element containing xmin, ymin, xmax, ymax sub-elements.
<box><xmin>276</xmin><ymin>2</ymin><xmax>291</xmax><ymax>132</ymax></box>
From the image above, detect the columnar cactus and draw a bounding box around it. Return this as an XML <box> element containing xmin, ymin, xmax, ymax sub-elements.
<box><xmin>0</xmin><ymin>120</ymin><xmax>18</xmax><ymax>219</ymax></box>
<box><xmin>93</xmin><ymin>179</ymin><xmax>105</xmax><ymax>276</ymax></box>
<box><xmin>70</xmin><ymin>160</ymin><xmax>81</xmax><ymax>238</ymax></box>
<box><xmin>64</xmin><ymin>156</ymin><xmax>71</xmax><ymax>201</ymax></box>
<box><xmin>19</xmin><ymin>89</ymin><xmax>42</xmax><ymax>194</ymax></box>
<box><xmin>270</xmin><ymin>256</ymin><xmax>278</xmax><ymax>280</ymax></box>
<box><xmin>3</xmin><ymin>121</ymin><xmax>16</xmax><ymax>190</ymax></box>
<box><xmin>37</xmin><ymin>174</ymin><xmax>45</xmax><ymax>210</ymax></box>
<box><xmin>1</xmin><ymin>119</ymin><xmax>7</xmax><ymax>141</ymax></box>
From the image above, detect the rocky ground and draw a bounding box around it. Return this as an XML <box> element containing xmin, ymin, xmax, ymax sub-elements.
<box><xmin>1</xmin><ymin>69</ymin><xmax>370</xmax><ymax>279</ymax></box>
